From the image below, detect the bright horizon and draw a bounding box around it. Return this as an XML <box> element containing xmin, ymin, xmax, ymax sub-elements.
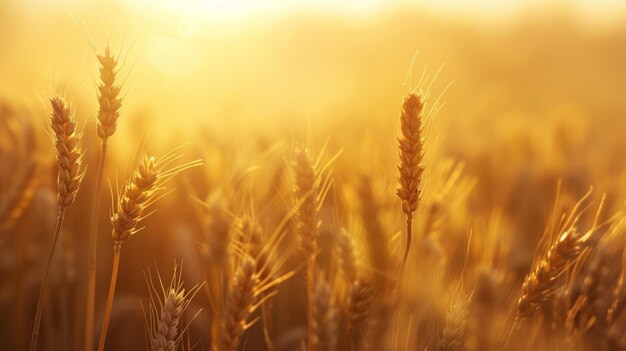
<box><xmin>22</xmin><ymin>0</ymin><xmax>626</xmax><ymax>24</ymax></box>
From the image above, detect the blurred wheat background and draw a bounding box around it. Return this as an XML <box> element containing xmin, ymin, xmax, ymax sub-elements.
<box><xmin>2</xmin><ymin>0</ymin><xmax>626</xmax><ymax>350</ymax></box>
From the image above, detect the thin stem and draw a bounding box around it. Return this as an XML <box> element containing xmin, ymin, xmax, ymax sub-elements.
<box><xmin>306</xmin><ymin>256</ymin><xmax>315</xmax><ymax>351</ymax></box>
<box><xmin>347</xmin><ymin>322</ymin><xmax>354</xmax><ymax>351</ymax></box>
<box><xmin>398</xmin><ymin>213</ymin><xmax>413</xmax><ymax>280</ymax></box>
<box><xmin>86</xmin><ymin>140</ymin><xmax>107</xmax><ymax>351</ymax></box>
<box><xmin>29</xmin><ymin>206</ymin><xmax>67</xmax><ymax>351</ymax></box>
<box><xmin>97</xmin><ymin>243</ymin><xmax>121</xmax><ymax>351</ymax></box>
<box><xmin>261</xmin><ymin>300</ymin><xmax>274</xmax><ymax>351</ymax></box>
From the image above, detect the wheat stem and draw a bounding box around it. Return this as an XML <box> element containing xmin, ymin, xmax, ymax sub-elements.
<box><xmin>348</xmin><ymin>327</ymin><xmax>354</xmax><ymax>351</ymax></box>
<box><xmin>399</xmin><ymin>213</ymin><xmax>413</xmax><ymax>279</ymax></box>
<box><xmin>97</xmin><ymin>242</ymin><xmax>121</xmax><ymax>351</ymax></box>
<box><xmin>29</xmin><ymin>207</ymin><xmax>66</xmax><ymax>351</ymax></box>
<box><xmin>86</xmin><ymin>140</ymin><xmax>107</xmax><ymax>351</ymax></box>
<box><xmin>306</xmin><ymin>257</ymin><xmax>315</xmax><ymax>351</ymax></box>
<box><xmin>261</xmin><ymin>301</ymin><xmax>275</xmax><ymax>351</ymax></box>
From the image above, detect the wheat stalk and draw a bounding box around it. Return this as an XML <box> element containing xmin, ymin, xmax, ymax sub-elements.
<box><xmin>347</xmin><ymin>278</ymin><xmax>376</xmax><ymax>332</ymax></box>
<box><xmin>292</xmin><ymin>147</ymin><xmax>321</xmax><ymax>351</ymax></box>
<box><xmin>30</xmin><ymin>97</ymin><xmax>85</xmax><ymax>351</ymax></box>
<box><xmin>336</xmin><ymin>228</ymin><xmax>358</xmax><ymax>283</ymax></box>
<box><xmin>145</xmin><ymin>264</ymin><xmax>201</xmax><ymax>351</ymax></box>
<box><xmin>311</xmin><ymin>278</ymin><xmax>338</xmax><ymax>351</ymax></box>
<box><xmin>86</xmin><ymin>44</ymin><xmax>124</xmax><ymax>351</ymax></box>
<box><xmin>96</xmin><ymin>45</ymin><xmax>122</xmax><ymax>140</ymax></box>
<box><xmin>97</xmin><ymin>152</ymin><xmax>201</xmax><ymax>351</ymax></box>
<box><xmin>517</xmin><ymin>227</ymin><xmax>597</xmax><ymax>321</ymax></box>
<box><xmin>246</xmin><ymin>217</ymin><xmax>275</xmax><ymax>351</ymax></box>
<box><xmin>334</xmin><ymin>227</ymin><xmax>375</xmax><ymax>350</ymax></box>
<box><xmin>219</xmin><ymin>209</ymin><xmax>296</xmax><ymax>351</ymax></box>
<box><xmin>0</xmin><ymin>160</ymin><xmax>37</xmax><ymax>233</ymax></box>
<box><xmin>396</xmin><ymin>93</ymin><xmax>426</xmax><ymax>279</ymax></box>
<box><xmin>293</xmin><ymin>148</ymin><xmax>321</xmax><ymax>257</ymax></box>
<box><xmin>220</xmin><ymin>255</ymin><xmax>258</xmax><ymax>351</ymax></box>
<box><xmin>0</xmin><ymin>109</ymin><xmax>38</xmax><ymax>233</ymax></box>
<box><xmin>437</xmin><ymin>299</ymin><xmax>468</xmax><ymax>351</ymax></box>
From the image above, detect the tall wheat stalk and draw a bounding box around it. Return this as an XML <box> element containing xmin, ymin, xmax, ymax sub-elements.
<box><xmin>396</xmin><ymin>93</ymin><xmax>425</xmax><ymax>279</ymax></box>
<box><xmin>85</xmin><ymin>45</ymin><xmax>122</xmax><ymax>351</ymax></box>
<box><xmin>30</xmin><ymin>97</ymin><xmax>85</xmax><ymax>351</ymax></box>
<box><xmin>292</xmin><ymin>148</ymin><xmax>321</xmax><ymax>351</ymax></box>
<box><xmin>97</xmin><ymin>153</ymin><xmax>201</xmax><ymax>351</ymax></box>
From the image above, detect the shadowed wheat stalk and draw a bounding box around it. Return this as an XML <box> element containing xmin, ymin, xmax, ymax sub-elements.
<box><xmin>311</xmin><ymin>278</ymin><xmax>338</xmax><ymax>351</ymax></box>
<box><xmin>86</xmin><ymin>44</ymin><xmax>123</xmax><ymax>351</ymax></box>
<box><xmin>144</xmin><ymin>263</ymin><xmax>202</xmax><ymax>351</ymax></box>
<box><xmin>30</xmin><ymin>97</ymin><xmax>85</xmax><ymax>351</ymax></box>
<box><xmin>218</xmin><ymin>207</ymin><xmax>296</xmax><ymax>351</ymax></box>
<box><xmin>335</xmin><ymin>228</ymin><xmax>375</xmax><ymax>350</ymax></box>
<box><xmin>0</xmin><ymin>110</ymin><xmax>38</xmax><ymax>233</ymax></box>
<box><xmin>246</xmin><ymin>216</ymin><xmax>276</xmax><ymax>351</ymax></box>
<box><xmin>292</xmin><ymin>148</ymin><xmax>321</xmax><ymax>351</ymax></box>
<box><xmin>220</xmin><ymin>255</ymin><xmax>258</xmax><ymax>351</ymax></box>
<box><xmin>515</xmin><ymin>194</ymin><xmax>609</xmax><ymax>324</ymax></box>
<box><xmin>396</xmin><ymin>93</ymin><xmax>425</xmax><ymax>279</ymax></box>
<box><xmin>437</xmin><ymin>298</ymin><xmax>469</xmax><ymax>351</ymax></box>
<box><xmin>97</xmin><ymin>152</ymin><xmax>201</xmax><ymax>351</ymax></box>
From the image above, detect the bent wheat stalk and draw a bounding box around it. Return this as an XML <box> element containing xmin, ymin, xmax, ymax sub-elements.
<box><xmin>30</xmin><ymin>97</ymin><xmax>85</xmax><ymax>351</ymax></box>
<box><xmin>516</xmin><ymin>194</ymin><xmax>608</xmax><ymax>323</ymax></box>
<box><xmin>86</xmin><ymin>45</ymin><xmax>123</xmax><ymax>351</ymax></box>
<box><xmin>396</xmin><ymin>93</ymin><xmax>425</xmax><ymax>279</ymax></box>
<box><xmin>97</xmin><ymin>153</ymin><xmax>201</xmax><ymax>351</ymax></box>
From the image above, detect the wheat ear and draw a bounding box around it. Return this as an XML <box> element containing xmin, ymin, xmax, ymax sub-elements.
<box><xmin>517</xmin><ymin>227</ymin><xmax>598</xmax><ymax>321</ymax></box>
<box><xmin>145</xmin><ymin>264</ymin><xmax>202</xmax><ymax>351</ymax></box>
<box><xmin>246</xmin><ymin>217</ymin><xmax>275</xmax><ymax>351</ymax></box>
<box><xmin>437</xmin><ymin>299</ymin><xmax>468</xmax><ymax>351</ymax></box>
<box><xmin>86</xmin><ymin>44</ymin><xmax>124</xmax><ymax>351</ymax></box>
<box><xmin>335</xmin><ymin>228</ymin><xmax>375</xmax><ymax>350</ymax></box>
<box><xmin>311</xmin><ymin>278</ymin><xmax>338</xmax><ymax>351</ymax></box>
<box><xmin>0</xmin><ymin>111</ymin><xmax>38</xmax><ymax>232</ymax></box>
<box><xmin>396</xmin><ymin>93</ymin><xmax>425</xmax><ymax>278</ymax></box>
<box><xmin>219</xmin><ymin>210</ymin><xmax>296</xmax><ymax>351</ymax></box>
<box><xmin>97</xmin><ymin>153</ymin><xmax>201</xmax><ymax>351</ymax></box>
<box><xmin>30</xmin><ymin>97</ymin><xmax>85</xmax><ymax>351</ymax></box>
<box><xmin>292</xmin><ymin>148</ymin><xmax>321</xmax><ymax>351</ymax></box>
<box><xmin>220</xmin><ymin>255</ymin><xmax>257</xmax><ymax>351</ymax></box>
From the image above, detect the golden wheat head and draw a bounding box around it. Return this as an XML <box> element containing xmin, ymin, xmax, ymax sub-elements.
<box><xmin>396</xmin><ymin>93</ymin><xmax>425</xmax><ymax>216</ymax></box>
<box><xmin>111</xmin><ymin>152</ymin><xmax>202</xmax><ymax>245</ymax></box>
<box><xmin>292</xmin><ymin>148</ymin><xmax>321</xmax><ymax>256</ymax></box>
<box><xmin>96</xmin><ymin>45</ymin><xmax>122</xmax><ymax>140</ymax></box>
<box><xmin>49</xmin><ymin>97</ymin><xmax>85</xmax><ymax>208</ymax></box>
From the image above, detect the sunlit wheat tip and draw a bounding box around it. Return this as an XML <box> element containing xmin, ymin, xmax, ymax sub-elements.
<box><xmin>96</xmin><ymin>45</ymin><xmax>122</xmax><ymax>139</ymax></box>
<box><xmin>517</xmin><ymin>227</ymin><xmax>596</xmax><ymax>320</ymax></box>
<box><xmin>111</xmin><ymin>153</ymin><xmax>202</xmax><ymax>244</ymax></box>
<box><xmin>50</xmin><ymin>97</ymin><xmax>85</xmax><ymax>208</ymax></box>
<box><xmin>396</xmin><ymin>93</ymin><xmax>425</xmax><ymax>216</ymax></box>
<box><xmin>293</xmin><ymin>148</ymin><xmax>321</xmax><ymax>256</ymax></box>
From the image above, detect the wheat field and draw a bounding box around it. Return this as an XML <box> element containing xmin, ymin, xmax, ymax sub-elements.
<box><xmin>2</xmin><ymin>1</ymin><xmax>626</xmax><ymax>350</ymax></box>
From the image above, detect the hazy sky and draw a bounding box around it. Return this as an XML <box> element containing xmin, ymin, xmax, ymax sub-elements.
<box><xmin>21</xmin><ymin>0</ymin><xmax>626</xmax><ymax>23</ymax></box>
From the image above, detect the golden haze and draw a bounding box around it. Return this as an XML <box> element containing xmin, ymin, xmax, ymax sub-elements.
<box><xmin>2</xmin><ymin>1</ymin><xmax>626</xmax><ymax>350</ymax></box>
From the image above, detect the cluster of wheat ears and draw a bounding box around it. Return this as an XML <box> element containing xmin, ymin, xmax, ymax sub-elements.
<box><xmin>1</xmin><ymin>44</ymin><xmax>626</xmax><ymax>351</ymax></box>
